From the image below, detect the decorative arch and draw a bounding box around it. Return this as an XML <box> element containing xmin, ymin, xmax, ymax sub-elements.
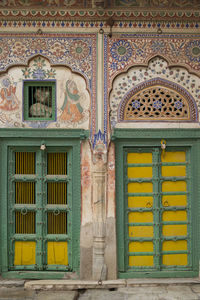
<box><xmin>109</xmin><ymin>56</ymin><xmax>200</xmax><ymax>128</ymax></box>
<box><xmin>118</xmin><ymin>78</ymin><xmax>198</xmax><ymax>122</ymax></box>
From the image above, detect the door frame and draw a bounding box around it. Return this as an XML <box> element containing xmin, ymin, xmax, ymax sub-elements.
<box><xmin>0</xmin><ymin>128</ymin><xmax>88</xmax><ymax>279</ymax></box>
<box><xmin>113</xmin><ymin>128</ymin><xmax>200</xmax><ymax>278</ymax></box>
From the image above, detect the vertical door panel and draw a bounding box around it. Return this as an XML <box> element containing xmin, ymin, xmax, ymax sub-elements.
<box><xmin>161</xmin><ymin>150</ymin><xmax>188</xmax><ymax>267</ymax></box>
<box><xmin>127</xmin><ymin>152</ymin><xmax>154</xmax><ymax>268</ymax></box>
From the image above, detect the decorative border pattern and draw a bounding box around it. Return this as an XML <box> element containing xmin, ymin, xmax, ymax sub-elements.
<box><xmin>0</xmin><ymin>9</ymin><xmax>199</xmax><ymax>21</ymax></box>
<box><xmin>0</xmin><ymin>20</ymin><xmax>199</xmax><ymax>29</ymax></box>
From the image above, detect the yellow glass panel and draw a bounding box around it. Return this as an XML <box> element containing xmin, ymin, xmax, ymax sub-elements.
<box><xmin>128</xmin><ymin>196</ymin><xmax>153</xmax><ymax>208</ymax></box>
<box><xmin>162</xmin><ymin>195</ymin><xmax>187</xmax><ymax>207</ymax></box>
<box><xmin>162</xmin><ymin>181</ymin><xmax>186</xmax><ymax>192</ymax></box>
<box><xmin>129</xmin><ymin>226</ymin><xmax>153</xmax><ymax>237</ymax></box>
<box><xmin>162</xmin><ymin>211</ymin><xmax>187</xmax><ymax>222</ymax></box>
<box><xmin>127</xmin><ymin>153</ymin><xmax>152</xmax><ymax>164</ymax></box>
<box><xmin>129</xmin><ymin>212</ymin><xmax>153</xmax><ymax>223</ymax></box>
<box><xmin>128</xmin><ymin>182</ymin><xmax>153</xmax><ymax>193</ymax></box>
<box><xmin>162</xmin><ymin>254</ymin><xmax>187</xmax><ymax>266</ymax></box>
<box><xmin>129</xmin><ymin>241</ymin><xmax>153</xmax><ymax>252</ymax></box>
<box><xmin>161</xmin><ymin>151</ymin><xmax>186</xmax><ymax>163</ymax></box>
<box><xmin>161</xmin><ymin>166</ymin><xmax>186</xmax><ymax>177</ymax></box>
<box><xmin>162</xmin><ymin>225</ymin><xmax>187</xmax><ymax>236</ymax></box>
<box><xmin>128</xmin><ymin>167</ymin><xmax>152</xmax><ymax>178</ymax></box>
<box><xmin>162</xmin><ymin>240</ymin><xmax>187</xmax><ymax>251</ymax></box>
<box><xmin>129</xmin><ymin>255</ymin><xmax>154</xmax><ymax>266</ymax></box>
<box><xmin>47</xmin><ymin>241</ymin><xmax>68</xmax><ymax>265</ymax></box>
<box><xmin>14</xmin><ymin>241</ymin><xmax>36</xmax><ymax>265</ymax></box>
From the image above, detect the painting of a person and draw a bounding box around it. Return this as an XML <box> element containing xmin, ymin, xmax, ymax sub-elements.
<box><xmin>0</xmin><ymin>77</ymin><xmax>19</xmax><ymax>111</ymax></box>
<box><xmin>60</xmin><ymin>79</ymin><xmax>83</xmax><ymax>122</ymax></box>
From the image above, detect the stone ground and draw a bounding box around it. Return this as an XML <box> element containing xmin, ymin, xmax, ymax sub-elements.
<box><xmin>1</xmin><ymin>280</ymin><xmax>200</xmax><ymax>300</ymax></box>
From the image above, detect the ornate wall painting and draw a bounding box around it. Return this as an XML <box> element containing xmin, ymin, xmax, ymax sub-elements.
<box><xmin>0</xmin><ymin>74</ymin><xmax>21</xmax><ymax>127</ymax></box>
<box><xmin>60</xmin><ymin>79</ymin><xmax>86</xmax><ymax>123</ymax></box>
<box><xmin>0</xmin><ymin>0</ymin><xmax>199</xmax><ymax>8</ymax></box>
<box><xmin>0</xmin><ymin>0</ymin><xmax>85</xmax><ymax>7</ymax></box>
<box><xmin>0</xmin><ymin>56</ymin><xmax>90</xmax><ymax>129</ymax></box>
<box><xmin>114</xmin><ymin>0</ymin><xmax>200</xmax><ymax>7</ymax></box>
<box><xmin>0</xmin><ymin>34</ymin><xmax>96</xmax><ymax>134</ymax></box>
<box><xmin>0</xmin><ymin>76</ymin><xmax>19</xmax><ymax>111</ymax></box>
<box><xmin>109</xmin><ymin>57</ymin><xmax>200</xmax><ymax>128</ymax></box>
<box><xmin>104</xmin><ymin>34</ymin><xmax>200</xmax><ymax>136</ymax></box>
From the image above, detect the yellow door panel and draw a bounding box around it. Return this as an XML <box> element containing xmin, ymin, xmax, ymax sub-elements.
<box><xmin>162</xmin><ymin>254</ymin><xmax>187</xmax><ymax>266</ymax></box>
<box><xmin>162</xmin><ymin>181</ymin><xmax>187</xmax><ymax>192</ymax></box>
<box><xmin>161</xmin><ymin>166</ymin><xmax>186</xmax><ymax>177</ymax></box>
<box><xmin>47</xmin><ymin>241</ymin><xmax>68</xmax><ymax>265</ymax></box>
<box><xmin>128</xmin><ymin>167</ymin><xmax>152</xmax><ymax>179</ymax></box>
<box><xmin>128</xmin><ymin>196</ymin><xmax>153</xmax><ymax>208</ymax></box>
<box><xmin>129</xmin><ymin>255</ymin><xmax>154</xmax><ymax>267</ymax></box>
<box><xmin>161</xmin><ymin>151</ymin><xmax>186</xmax><ymax>163</ymax></box>
<box><xmin>14</xmin><ymin>241</ymin><xmax>36</xmax><ymax>265</ymax></box>
<box><xmin>128</xmin><ymin>182</ymin><xmax>153</xmax><ymax>193</ymax></box>
<box><xmin>162</xmin><ymin>195</ymin><xmax>187</xmax><ymax>207</ymax></box>
<box><xmin>129</xmin><ymin>226</ymin><xmax>154</xmax><ymax>237</ymax></box>
<box><xmin>162</xmin><ymin>211</ymin><xmax>187</xmax><ymax>222</ymax></box>
<box><xmin>126</xmin><ymin>149</ymin><xmax>189</xmax><ymax>271</ymax></box>
<box><xmin>129</xmin><ymin>241</ymin><xmax>153</xmax><ymax>252</ymax></box>
<box><xmin>129</xmin><ymin>212</ymin><xmax>153</xmax><ymax>223</ymax></box>
<box><xmin>127</xmin><ymin>153</ymin><xmax>152</xmax><ymax>164</ymax></box>
<box><xmin>162</xmin><ymin>225</ymin><xmax>187</xmax><ymax>236</ymax></box>
<box><xmin>162</xmin><ymin>240</ymin><xmax>187</xmax><ymax>251</ymax></box>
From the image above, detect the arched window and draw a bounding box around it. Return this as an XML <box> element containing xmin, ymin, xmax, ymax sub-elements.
<box><xmin>119</xmin><ymin>78</ymin><xmax>198</xmax><ymax>122</ymax></box>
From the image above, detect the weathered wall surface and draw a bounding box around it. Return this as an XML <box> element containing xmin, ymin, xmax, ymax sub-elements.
<box><xmin>0</xmin><ymin>1</ymin><xmax>200</xmax><ymax>280</ymax></box>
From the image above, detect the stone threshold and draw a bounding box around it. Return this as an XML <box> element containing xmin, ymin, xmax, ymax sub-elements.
<box><xmin>23</xmin><ymin>278</ymin><xmax>200</xmax><ymax>291</ymax></box>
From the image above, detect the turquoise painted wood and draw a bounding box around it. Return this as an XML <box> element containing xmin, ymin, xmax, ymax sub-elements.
<box><xmin>0</xmin><ymin>129</ymin><xmax>87</xmax><ymax>279</ymax></box>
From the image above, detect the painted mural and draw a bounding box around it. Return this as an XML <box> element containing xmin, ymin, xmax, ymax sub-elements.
<box><xmin>0</xmin><ymin>0</ymin><xmax>84</xmax><ymax>7</ymax></box>
<box><xmin>103</xmin><ymin>34</ymin><xmax>200</xmax><ymax>139</ymax></box>
<box><xmin>115</xmin><ymin>0</ymin><xmax>200</xmax><ymax>7</ymax></box>
<box><xmin>0</xmin><ymin>57</ymin><xmax>90</xmax><ymax>129</ymax></box>
<box><xmin>0</xmin><ymin>34</ymin><xmax>96</xmax><ymax>135</ymax></box>
<box><xmin>61</xmin><ymin>80</ymin><xmax>84</xmax><ymax>123</ymax></box>
<box><xmin>0</xmin><ymin>0</ymin><xmax>199</xmax><ymax>7</ymax></box>
<box><xmin>109</xmin><ymin>57</ymin><xmax>200</xmax><ymax>128</ymax></box>
<box><xmin>0</xmin><ymin>76</ymin><xmax>19</xmax><ymax>111</ymax></box>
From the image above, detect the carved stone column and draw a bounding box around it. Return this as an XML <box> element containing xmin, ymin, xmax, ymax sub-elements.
<box><xmin>92</xmin><ymin>141</ymin><xmax>107</xmax><ymax>281</ymax></box>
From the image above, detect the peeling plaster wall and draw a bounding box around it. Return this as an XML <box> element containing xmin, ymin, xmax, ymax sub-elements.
<box><xmin>80</xmin><ymin>140</ymin><xmax>93</xmax><ymax>279</ymax></box>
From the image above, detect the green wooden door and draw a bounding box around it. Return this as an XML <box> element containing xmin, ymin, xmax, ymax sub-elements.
<box><xmin>8</xmin><ymin>147</ymin><xmax>72</xmax><ymax>271</ymax></box>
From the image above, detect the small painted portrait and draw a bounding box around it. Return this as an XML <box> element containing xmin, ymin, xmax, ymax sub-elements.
<box><xmin>0</xmin><ymin>76</ymin><xmax>19</xmax><ymax>111</ymax></box>
<box><xmin>60</xmin><ymin>79</ymin><xmax>84</xmax><ymax>123</ymax></box>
